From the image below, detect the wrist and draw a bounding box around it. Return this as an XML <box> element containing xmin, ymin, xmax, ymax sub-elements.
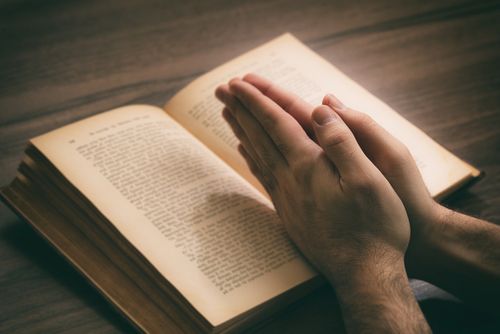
<box><xmin>324</xmin><ymin>248</ymin><xmax>407</xmax><ymax>291</ymax></box>
<box><xmin>405</xmin><ymin>202</ymin><xmax>451</xmax><ymax>278</ymax></box>
<box><xmin>330</xmin><ymin>257</ymin><xmax>431</xmax><ymax>334</ymax></box>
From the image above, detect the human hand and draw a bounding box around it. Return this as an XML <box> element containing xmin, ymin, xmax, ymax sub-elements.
<box><xmin>215</xmin><ymin>77</ymin><xmax>410</xmax><ymax>285</ymax></box>
<box><xmin>241</xmin><ymin>73</ymin><xmax>445</xmax><ymax>277</ymax></box>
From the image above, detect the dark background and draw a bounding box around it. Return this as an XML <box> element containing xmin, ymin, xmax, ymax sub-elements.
<box><xmin>1</xmin><ymin>0</ymin><xmax>499</xmax><ymax>332</ymax></box>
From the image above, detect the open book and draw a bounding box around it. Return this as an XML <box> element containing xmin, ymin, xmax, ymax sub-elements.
<box><xmin>1</xmin><ymin>33</ymin><xmax>480</xmax><ymax>333</ymax></box>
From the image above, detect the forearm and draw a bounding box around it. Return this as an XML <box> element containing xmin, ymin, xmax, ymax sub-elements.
<box><xmin>408</xmin><ymin>206</ymin><xmax>500</xmax><ymax>311</ymax></box>
<box><xmin>329</xmin><ymin>259</ymin><xmax>430</xmax><ymax>334</ymax></box>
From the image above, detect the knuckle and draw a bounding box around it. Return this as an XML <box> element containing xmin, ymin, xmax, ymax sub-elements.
<box><xmin>382</xmin><ymin>143</ymin><xmax>413</xmax><ymax>171</ymax></box>
<box><xmin>248</xmin><ymin>160</ymin><xmax>260</xmax><ymax>177</ymax></box>
<box><xmin>223</xmin><ymin>92</ymin><xmax>238</xmax><ymax>109</ymax></box>
<box><xmin>275</xmin><ymin>140</ymin><xmax>291</xmax><ymax>156</ymax></box>
<box><xmin>230</xmin><ymin>104</ymin><xmax>241</xmax><ymax>120</ymax></box>
<box><xmin>259</xmin><ymin>80</ymin><xmax>275</xmax><ymax>96</ymax></box>
<box><xmin>242</xmin><ymin>73</ymin><xmax>254</xmax><ymax>82</ymax></box>
<box><xmin>251</xmin><ymin>159</ymin><xmax>277</xmax><ymax>194</ymax></box>
<box><xmin>395</xmin><ymin>143</ymin><xmax>412</xmax><ymax>160</ymax></box>
<box><xmin>291</xmin><ymin>156</ymin><xmax>314</xmax><ymax>183</ymax></box>
<box><xmin>285</xmin><ymin>96</ymin><xmax>301</xmax><ymax>112</ymax></box>
<box><xmin>322</xmin><ymin>127</ymin><xmax>351</xmax><ymax>150</ymax></box>
<box><xmin>232</xmin><ymin>124</ymin><xmax>244</xmax><ymax>139</ymax></box>
<box><xmin>260</xmin><ymin>151</ymin><xmax>279</xmax><ymax>172</ymax></box>
<box><xmin>261</xmin><ymin>171</ymin><xmax>278</xmax><ymax>192</ymax></box>
<box><xmin>349</xmin><ymin>174</ymin><xmax>378</xmax><ymax>196</ymax></box>
<box><xmin>357</xmin><ymin>113</ymin><xmax>376</xmax><ymax>128</ymax></box>
<box><xmin>260</xmin><ymin>112</ymin><xmax>278</xmax><ymax>130</ymax></box>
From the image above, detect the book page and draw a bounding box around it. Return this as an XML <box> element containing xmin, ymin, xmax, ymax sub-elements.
<box><xmin>31</xmin><ymin>105</ymin><xmax>316</xmax><ymax>326</ymax></box>
<box><xmin>164</xmin><ymin>33</ymin><xmax>480</xmax><ymax>198</ymax></box>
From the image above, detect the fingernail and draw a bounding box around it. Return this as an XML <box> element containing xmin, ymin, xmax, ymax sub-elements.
<box><xmin>324</xmin><ymin>94</ymin><xmax>346</xmax><ymax>111</ymax></box>
<box><xmin>313</xmin><ymin>106</ymin><xmax>338</xmax><ymax>125</ymax></box>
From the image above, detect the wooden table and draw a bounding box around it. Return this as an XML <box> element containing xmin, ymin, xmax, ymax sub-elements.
<box><xmin>1</xmin><ymin>0</ymin><xmax>499</xmax><ymax>332</ymax></box>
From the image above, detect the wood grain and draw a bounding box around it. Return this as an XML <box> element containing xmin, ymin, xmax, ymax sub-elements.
<box><xmin>1</xmin><ymin>0</ymin><xmax>499</xmax><ymax>332</ymax></box>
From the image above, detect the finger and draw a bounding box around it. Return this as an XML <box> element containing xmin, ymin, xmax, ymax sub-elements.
<box><xmin>323</xmin><ymin>94</ymin><xmax>397</xmax><ymax>158</ymax></box>
<box><xmin>228</xmin><ymin>78</ymin><xmax>315</xmax><ymax>163</ymax></box>
<box><xmin>322</xmin><ymin>94</ymin><xmax>414</xmax><ymax>170</ymax></box>
<box><xmin>222</xmin><ymin>107</ymin><xmax>261</xmax><ymax>166</ymax></box>
<box><xmin>222</xmin><ymin>107</ymin><xmax>247</xmax><ymax>146</ymax></box>
<box><xmin>243</xmin><ymin>73</ymin><xmax>314</xmax><ymax>135</ymax></box>
<box><xmin>223</xmin><ymin>108</ymin><xmax>279</xmax><ymax>195</ymax></box>
<box><xmin>237</xmin><ymin>144</ymin><xmax>259</xmax><ymax>176</ymax></box>
<box><xmin>311</xmin><ymin>104</ymin><xmax>374</xmax><ymax>178</ymax></box>
<box><xmin>322</xmin><ymin>94</ymin><xmax>430</xmax><ymax>204</ymax></box>
<box><xmin>222</xmin><ymin>107</ymin><xmax>246</xmax><ymax>146</ymax></box>
<box><xmin>236</xmin><ymin>144</ymin><xmax>276</xmax><ymax>196</ymax></box>
<box><xmin>323</xmin><ymin>94</ymin><xmax>405</xmax><ymax>163</ymax></box>
<box><xmin>216</xmin><ymin>84</ymin><xmax>287</xmax><ymax>175</ymax></box>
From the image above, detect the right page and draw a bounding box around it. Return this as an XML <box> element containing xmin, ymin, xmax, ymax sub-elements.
<box><xmin>164</xmin><ymin>33</ymin><xmax>480</xmax><ymax>198</ymax></box>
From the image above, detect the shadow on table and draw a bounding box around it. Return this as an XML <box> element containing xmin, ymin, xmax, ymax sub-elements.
<box><xmin>420</xmin><ymin>298</ymin><xmax>499</xmax><ymax>334</ymax></box>
<box><xmin>412</xmin><ymin>277</ymin><xmax>500</xmax><ymax>334</ymax></box>
<box><xmin>2</xmin><ymin>220</ymin><xmax>136</xmax><ymax>333</ymax></box>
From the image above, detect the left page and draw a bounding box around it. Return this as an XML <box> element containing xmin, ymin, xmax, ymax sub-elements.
<box><xmin>31</xmin><ymin>105</ymin><xmax>316</xmax><ymax>326</ymax></box>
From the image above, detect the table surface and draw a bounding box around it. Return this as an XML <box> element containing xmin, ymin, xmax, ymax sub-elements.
<box><xmin>1</xmin><ymin>0</ymin><xmax>499</xmax><ymax>333</ymax></box>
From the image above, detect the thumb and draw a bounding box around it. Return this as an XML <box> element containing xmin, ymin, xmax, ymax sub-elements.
<box><xmin>322</xmin><ymin>94</ymin><xmax>406</xmax><ymax>166</ymax></box>
<box><xmin>322</xmin><ymin>94</ymin><xmax>432</xmax><ymax>214</ymax></box>
<box><xmin>312</xmin><ymin>105</ymin><xmax>373</xmax><ymax>178</ymax></box>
